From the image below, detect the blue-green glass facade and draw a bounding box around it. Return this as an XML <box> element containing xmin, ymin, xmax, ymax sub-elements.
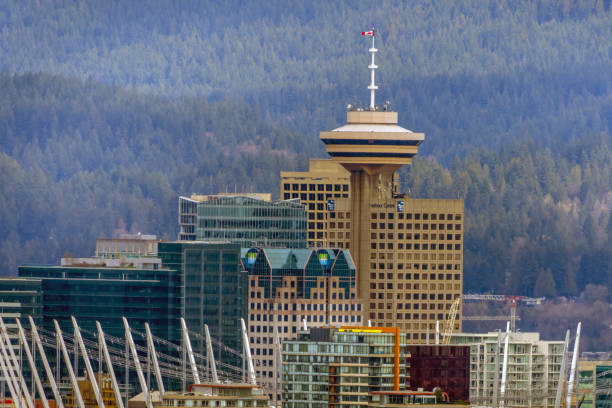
<box><xmin>158</xmin><ymin>241</ymin><xmax>247</xmax><ymax>364</ymax></box>
<box><xmin>180</xmin><ymin>196</ymin><xmax>307</xmax><ymax>248</ymax></box>
<box><xmin>0</xmin><ymin>278</ymin><xmax>43</xmax><ymax>327</ymax></box>
<box><xmin>17</xmin><ymin>265</ymin><xmax>181</xmax><ymax>342</ymax></box>
<box><xmin>242</xmin><ymin>247</ymin><xmax>356</xmax><ymax>301</ymax></box>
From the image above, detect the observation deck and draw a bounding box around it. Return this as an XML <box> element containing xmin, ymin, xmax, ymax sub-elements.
<box><xmin>320</xmin><ymin>111</ymin><xmax>424</xmax><ymax>170</ymax></box>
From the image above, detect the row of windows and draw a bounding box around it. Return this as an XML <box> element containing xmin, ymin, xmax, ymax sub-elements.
<box><xmin>371</xmin><ymin>263</ymin><xmax>461</xmax><ymax>271</ymax></box>
<box><xmin>372</xmin><ymin>243</ymin><xmax>461</xmax><ymax>251</ymax></box>
<box><xmin>328</xmin><ymin>222</ymin><xmax>350</xmax><ymax>229</ymax></box>
<box><xmin>249</xmin><ymin>302</ymin><xmax>361</xmax><ymax>311</ymax></box>
<box><xmin>284</xmin><ymin>183</ymin><xmax>349</xmax><ymax>192</ymax></box>
<box><xmin>250</xmin><ymin>313</ymin><xmax>362</xmax><ymax>324</ymax></box>
<box><xmin>372</xmin><ymin>254</ymin><xmax>461</xmax><ymax>262</ymax></box>
<box><xmin>370</xmin><ymin>282</ymin><xmax>460</xmax><ymax>293</ymax></box>
<box><xmin>370</xmin><ymin>288</ymin><xmax>460</xmax><ymax>299</ymax></box>
<box><xmin>249</xmin><ymin>314</ymin><xmax>361</xmax><ymax>333</ymax></box>
<box><xmin>372</xmin><ymin>302</ymin><xmax>454</xmax><ymax>310</ymax></box>
<box><xmin>370</xmin><ymin>212</ymin><xmax>461</xmax><ymax>221</ymax></box>
<box><xmin>252</xmin><ymin>286</ymin><xmax>354</xmax><ymax>300</ymax></box>
<box><xmin>371</xmin><ymin>222</ymin><xmax>462</xmax><ymax>231</ymax></box>
<box><xmin>371</xmin><ymin>312</ymin><xmax>461</xmax><ymax>321</ymax></box>
<box><xmin>285</xmin><ymin>192</ymin><xmax>349</xmax><ymax>201</ymax></box>
<box><xmin>327</xmin><ymin>242</ymin><xmax>349</xmax><ymax>249</ymax></box>
<box><xmin>372</xmin><ymin>233</ymin><xmax>461</xmax><ymax>241</ymax></box>
<box><xmin>370</xmin><ymin>272</ymin><xmax>461</xmax><ymax>281</ymax></box>
<box><xmin>372</xmin><ymin>212</ymin><xmax>461</xmax><ymax>221</ymax></box>
<box><xmin>371</xmin><ymin>292</ymin><xmax>460</xmax><ymax>301</ymax></box>
<box><xmin>370</xmin><ymin>298</ymin><xmax>458</xmax><ymax>309</ymax></box>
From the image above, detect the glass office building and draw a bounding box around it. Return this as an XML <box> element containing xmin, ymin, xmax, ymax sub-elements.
<box><xmin>17</xmin><ymin>265</ymin><xmax>181</xmax><ymax>342</ymax></box>
<box><xmin>0</xmin><ymin>278</ymin><xmax>43</xmax><ymax>326</ymax></box>
<box><xmin>179</xmin><ymin>195</ymin><xmax>307</xmax><ymax>248</ymax></box>
<box><xmin>242</xmin><ymin>247</ymin><xmax>356</xmax><ymax>302</ymax></box>
<box><xmin>158</xmin><ymin>241</ymin><xmax>247</xmax><ymax>365</ymax></box>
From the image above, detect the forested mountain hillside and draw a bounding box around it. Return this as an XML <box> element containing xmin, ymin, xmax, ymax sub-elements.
<box><xmin>0</xmin><ymin>73</ymin><xmax>312</xmax><ymax>273</ymax></box>
<box><xmin>0</xmin><ymin>1</ymin><xmax>610</xmax><ymax>302</ymax></box>
<box><xmin>402</xmin><ymin>138</ymin><xmax>611</xmax><ymax>296</ymax></box>
<box><xmin>2</xmin><ymin>1</ymin><xmax>612</xmax><ymax>160</ymax></box>
<box><xmin>1</xmin><ymin>72</ymin><xmax>609</xmax><ymax>298</ymax></box>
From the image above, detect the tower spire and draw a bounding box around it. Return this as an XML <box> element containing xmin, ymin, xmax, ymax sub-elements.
<box><xmin>364</xmin><ymin>27</ymin><xmax>378</xmax><ymax>110</ymax></box>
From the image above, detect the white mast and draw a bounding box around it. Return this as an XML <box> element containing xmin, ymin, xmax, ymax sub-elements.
<box><xmin>180</xmin><ymin>318</ymin><xmax>200</xmax><ymax>384</ymax></box>
<box><xmin>96</xmin><ymin>321</ymin><xmax>125</xmax><ymax>408</ymax></box>
<box><xmin>240</xmin><ymin>319</ymin><xmax>256</xmax><ymax>385</ymax></box>
<box><xmin>16</xmin><ymin>320</ymin><xmax>49</xmax><ymax>408</ymax></box>
<box><xmin>204</xmin><ymin>324</ymin><xmax>219</xmax><ymax>384</ymax></box>
<box><xmin>71</xmin><ymin>317</ymin><xmax>105</xmax><ymax>408</ymax></box>
<box><xmin>54</xmin><ymin>320</ymin><xmax>85</xmax><ymax>408</ymax></box>
<box><xmin>566</xmin><ymin>322</ymin><xmax>582</xmax><ymax>408</ymax></box>
<box><xmin>367</xmin><ymin>27</ymin><xmax>378</xmax><ymax>110</ymax></box>
<box><xmin>0</xmin><ymin>335</ymin><xmax>21</xmax><ymax>408</ymax></box>
<box><xmin>0</xmin><ymin>317</ymin><xmax>34</xmax><ymax>408</ymax></box>
<box><xmin>144</xmin><ymin>323</ymin><xmax>165</xmax><ymax>396</ymax></box>
<box><xmin>29</xmin><ymin>317</ymin><xmax>64</xmax><ymax>408</ymax></box>
<box><xmin>499</xmin><ymin>321</ymin><xmax>511</xmax><ymax>408</ymax></box>
<box><xmin>123</xmin><ymin>317</ymin><xmax>152</xmax><ymax>408</ymax></box>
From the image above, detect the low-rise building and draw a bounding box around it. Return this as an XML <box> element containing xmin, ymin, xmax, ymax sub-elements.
<box><xmin>450</xmin><ymin>331</ymin><xmax>565</xmax><ymax>408</ymax></box>
<box><xmin>152</xmin><ymin>383</ymin><xmax>270</xmax><ymax>408</ymax></box>
<box><xmin>95</xmin><ymin>233</ymin><xmax>160</xmax><ymax>259</ymax></box>
<box><xmin>64</xmin><ymin>374</ymin><xmax>120</xmax><ymax>408</ymax></box>
<box><xmin>282</xmin><ymin>327</ymin><xmax>407</xmax><ymax>408</ymax></box>
<box><xmin>406</xmin><ymin>344</ymin><xmax>470</xmax><ymax>402</ymax></box>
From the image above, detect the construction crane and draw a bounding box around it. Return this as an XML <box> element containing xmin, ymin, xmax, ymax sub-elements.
<box><xmin>463</xmin><ymin>294</ymin><xmax>545</xmax><ymax>332</ymax></box>
<box><xmin>441</xmin><ymin>297</ymin><xmax>461</xmax><ymax>345</ymax></box>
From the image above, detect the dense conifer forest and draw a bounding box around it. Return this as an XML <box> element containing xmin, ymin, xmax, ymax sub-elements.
<box><xmin>0</xmin><ymin>1</ymin><xmax>611</xmax><ymax>336</ymax></box>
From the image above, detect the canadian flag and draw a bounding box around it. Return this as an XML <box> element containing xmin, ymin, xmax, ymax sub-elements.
<box><xmin>362</xmin><ymin>29</ymin><xmax>375</xmax><ymax>37</ymax></box>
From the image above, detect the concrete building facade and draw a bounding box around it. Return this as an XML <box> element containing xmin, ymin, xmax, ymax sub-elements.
<box><xmin>95</xmin><ymin>233</ymin><xmax>160</xmax><ymax>259</ymax></box>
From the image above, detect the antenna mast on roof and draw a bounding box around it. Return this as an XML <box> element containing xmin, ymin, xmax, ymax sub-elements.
<box><xmin>362</xmin><ymin>26</ymin><xmax>378</xmax><ymax>110</ymax></box>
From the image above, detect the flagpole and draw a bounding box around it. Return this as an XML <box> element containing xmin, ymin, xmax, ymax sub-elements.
<box><xmin>367</xmin><ymin>27</ymin><xmax>378</xmax><ymax>110</ymax></box>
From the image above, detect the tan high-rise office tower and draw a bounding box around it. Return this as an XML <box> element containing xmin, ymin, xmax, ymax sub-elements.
<box><xmin>280</xmin><ymin>159</ymin><xmax>350</xmax><ymax>248</ymax></box>
<box><xmin>282</xmin><ymin>33</ymin><xmax>463</xmax><ymax>341</ymax></box>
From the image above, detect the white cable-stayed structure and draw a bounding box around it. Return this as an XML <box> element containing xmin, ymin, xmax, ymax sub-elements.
<box><xmin>0</xmin><ymin>315</ymin><xmax>255</xmax><ymax>407</ymax></box>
